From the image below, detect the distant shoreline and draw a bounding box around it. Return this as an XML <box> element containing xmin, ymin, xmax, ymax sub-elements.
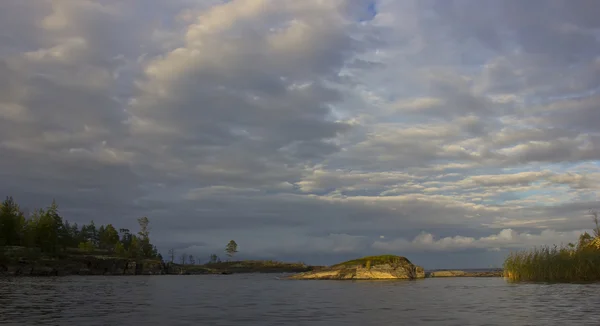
<box><xmin>2</xmin><ymin>246</ymin><xmax>503</xmax><ymax>278</ymax></box>
<box><xmin>1</xmin><ymin>256</ymin><xmax>503</xmax><ymax>278</ymax></box>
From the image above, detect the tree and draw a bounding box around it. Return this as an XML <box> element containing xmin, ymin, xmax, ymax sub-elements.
<box><xmin>35</xmin><ymin>207</ymin><xmax>60</xmax><ymax>254</ymax></box>
<box><xmin>79</xmin><ymin>221</ymin><xmax>98</xmax><ymax>247</ymax></box>
<box><xmin>99</xmin><ymin>224</ymin><xmax>119</xmax><ymax>250</ymax></box>
<box><xmin>225</xmin><ymin>240</ymin><xmax>238</xmax><ymax>260</ymax></box>
<box><xmin>114</xmin><ymin>241</ymin><xmax>126</xmax><ymax>257</ymax></box>
<box><xmin>188</xmin><ymin>255</ymin><xmax>195</xmax><ymax>265</ymax></box>
<box><xmin>180</xmin><ymin>252</ymin><xmax>187</xmax><ymax>265</ymax></box>
<box><xmin>209</xmin><ymin>254</ymin><xmax>220</xmax><ymax>264</ymax></box>
<box><xmin>137</xmin><ymin>217</ymin><xmax>154</xmax><ymax>258</ymax></box>
<box><xmin>137</xmin><ymin>217</ymin><xmax>150</xmax><ymax>239</ymax></box>
<box><xmin>68</xmin><ymin>223</ymin><xmax>81</xmax><ymax>247</ymax></box>
<box><xmin>0</xmin><ymin>196</ymin><xmax>163</xmax><ymax>260</ymax></box>
<box><xmin>591</xmin><ymin>210</ymin><xmax>600</xmax><ymax>237</ymax></box>
<box><xmin>119</xmin><ymin>228</ymin><xmax>132</xmax><ymax>250</ymax></box>
<box><xmin>0</xmin><ymin>196</ymin><xmax>26</xmax><ymax>246</ymax></box>
<box><xmin>168</xmin><ymin>249</ymin><xmax>176</xmax><ymax>263</ymax></box>
<box><xmin>128</xmin><ymin>235</ymin><xmax>141</xmax><ymax>259</ymax></box>
<box><xmin>62</xmin><ymin>220</ymin><xmax>77</xmax><ymax>248</ymax></box>
<box><xmin>46</xmin><ymin>200</ymin><xmax>67</xmax><ymax>250</ymax></box>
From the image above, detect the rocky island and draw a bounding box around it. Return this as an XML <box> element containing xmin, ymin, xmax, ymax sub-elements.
<box><xmin>288</xmin><ymin>255</ymin><xmax>425</xmax><ymax>280</ymax></box>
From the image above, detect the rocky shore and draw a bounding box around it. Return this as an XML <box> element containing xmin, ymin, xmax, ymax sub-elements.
<box><xmin>287</xmin><ymin>255</ymin><xmax>504</xmax><ymax>280</ymax></box>
<box><xmin>0</xmin><ymin>248</ymin><xmax>501</xmax><ymax>278</ymax></box>
<box><xmin>0</xmin><ymin>249</ymin><xmax>313</xmax><ymax>277</ymax></box>
<box><xmin>288</xmin><ymin>255</ymin><xmax>426</xmax><ymax>280</ymax></box>
<box><xmin>0</xmin><ymin>255</ymin><xmax>166</xmax><ymax>276</ymax></box>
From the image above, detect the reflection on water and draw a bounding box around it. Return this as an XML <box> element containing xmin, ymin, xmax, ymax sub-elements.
<box><xmin>2</xmin><ymin>275</ymin><xmax>600</xmax><ymax>325</ymax></box>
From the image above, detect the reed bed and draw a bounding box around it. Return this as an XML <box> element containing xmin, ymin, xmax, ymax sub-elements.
<box><xmin>504</xmin><ymin>211</ymin><xmax>600</xmax><ymax>283</ymax></box>
<box><xmin>503</xmin><ymin>245</ymin><xmax>600</xmax><ymax>282</ymax></box>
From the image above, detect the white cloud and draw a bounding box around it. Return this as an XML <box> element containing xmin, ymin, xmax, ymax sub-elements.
<box><xmin>2</xmin><ymin>0</ymin><xmax>600</xmax><ymax>267</ymax></box>
<box><xmin>373</xmin><ymin>228</ymin><xmax>589</xmax><ymax>253</ymax></box>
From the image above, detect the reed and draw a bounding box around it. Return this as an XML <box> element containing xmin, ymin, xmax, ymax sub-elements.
<box><xmin>503</xmin><ymin>211</ymin><xmax>600</xmax><ymax>283</ymax></box>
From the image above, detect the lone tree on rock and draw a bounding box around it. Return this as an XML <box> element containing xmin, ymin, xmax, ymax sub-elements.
<box><xmin>225</xmin><ymin>240</ymin><xmax>238</xmax><ymax>260</ymax></box>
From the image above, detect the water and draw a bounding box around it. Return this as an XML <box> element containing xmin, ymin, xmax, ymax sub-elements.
<box><xmin>2</xmin><ymin>274</ymin><xmax>600</xmax><ymax>325</ymax></box>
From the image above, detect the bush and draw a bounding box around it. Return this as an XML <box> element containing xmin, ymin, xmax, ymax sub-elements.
<box><xmin>78</xmin><ymin>241</ymin><xmax>95</xmax><ymax>253</ymax></box>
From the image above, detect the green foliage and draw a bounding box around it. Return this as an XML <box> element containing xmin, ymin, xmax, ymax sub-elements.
<box><xmin>78</xmin><ymin>241</ymin><xmax>95</xmax><ymax>252</ymax></box>
<box><xmin>225</xmin><ymin>240</ymin><xmax>238</xmax><ymax>259</ymax></box>
<box><xmin>119</xmin><ymin>228</ymin><xmax>132</xmax><ymax>250</ymax></box>
<box><xmin>504</xmin><ymin>212</ymin><xmax>600</xmax><ymax>283</ymax></box>
<box><xmin>114</xmin><ymin>241</ymin><xmax>126</xmax><ymax>257</ymax></box>
<box><xmin>98</xmin><ymin>224</ymin><xmax>119</xmax><ymax>250</ymax></box>
<box><xmin>0</xmin><ymin>196</ymin><xmax>161</xmax><ymax>260</ymax></box>
<box><xmin>0</xmin><ymin>196</ymin><xmax>26</xmax><ymax>246</ymax></box>
<box><xmin>334</xmin><ymin>255</ymin><xmax>411</xmax><ymax>268</ymax></box>
<box><xmin>128</xmin><ymin>235</ymin><xmax>141</xmax><ymax>259</ymax></box>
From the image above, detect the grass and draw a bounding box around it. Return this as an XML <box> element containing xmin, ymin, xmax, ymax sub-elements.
<box><xmin>333</xmin><ymin>255</ymin><xmax>411</xmax><ymax>268</ymax></box>
<box><xmin>504</xmin><ymin>245</ymin><xmax>600</xmax><ymax>282</ymax></box>
<box><xmin>503</xmin><ymin>211</ymin><xmax>600</xmax><ymax>283</ymax></box>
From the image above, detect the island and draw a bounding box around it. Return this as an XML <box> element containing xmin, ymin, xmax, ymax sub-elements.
<box><xmin>0</xmin><ymin>246</ymin><xmax>315</xmax><ymax>276</ymax></box>
<box><xmin>287</xmin><ymin>255</ymin><xmax>505</xmax><ymax>280</ymax></box>
<box><xmin>287</xmin><ymin>255</ymin><xmax>426</xmax><ymax>280</ymax></box>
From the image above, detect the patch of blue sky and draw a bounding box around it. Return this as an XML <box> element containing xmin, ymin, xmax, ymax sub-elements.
<box><xmin>485</xmin><ymin>184</ymin><xmax>572</xmax><ymax>207</ymax></box>
<box><xmin>358</xmin><ymin>1</ymin><xmax>377</xmax><ymax>22</ymax></box>
<box><xmin>543</xmin><ymin>85</ymin><xmax>600</xmax><ymax>103</ymax></box>
<box><xmin>501</xmin><ymin>162</ymin><xmax>578</xmax><ymax>174</ymax></box>
<box><xmin>541</xmin><ymin>161</ymin><xmax>599</xmax><ymax>174</ymax></box>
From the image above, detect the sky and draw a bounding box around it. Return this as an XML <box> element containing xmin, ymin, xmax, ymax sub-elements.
<box><xmin>1</xmin><ymin>0</ymin><xmax>600</xmax><ymax>269</ymax></box>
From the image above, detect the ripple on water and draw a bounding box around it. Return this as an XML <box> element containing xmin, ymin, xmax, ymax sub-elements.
<box><xmin>2</xmin><ymin>275</ymin><xmax>600</xmax><ymax>326</ymax></box>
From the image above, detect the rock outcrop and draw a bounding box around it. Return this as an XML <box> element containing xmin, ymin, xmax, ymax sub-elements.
<box><xmin>0</xmin><ymin>255</ymin><xmax>166</xmax><ymax>277</ymax></box>
<box><xmin>0</xmin><ymin>247</ymin><xmax>314</xmax><ymax>277</ymax></box>
<box><xmin>427</xmin><ymin>270</ymin><xmax>503</xmax><ymax>278</ymax></box>
<box><xmin>288</xmin><ymin>255</ymin><xmax>425</xmax><ymax>280</ymax></box>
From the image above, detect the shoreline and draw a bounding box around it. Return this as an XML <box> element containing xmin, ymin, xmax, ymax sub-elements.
<box><xmin>1</xmin><ymin>260</ymin><xmax>504</xmax><ymax>278</ymax></box>
<box><xmin>1</xmin><ymin>250</ymin><xmax>503</xmax><ymax>278</ymax></box>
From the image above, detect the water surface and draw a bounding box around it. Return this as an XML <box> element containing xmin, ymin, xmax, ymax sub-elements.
<box><xmin>2</xmin><ymin>274</ymin><xmax>600</xmax><ymax>325</ymax></box>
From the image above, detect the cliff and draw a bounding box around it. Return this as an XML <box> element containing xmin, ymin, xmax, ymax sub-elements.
<box><xmin>288</xmin><ymin>255</ymin><xmax>425</xmax><ymax>280</ymax></box>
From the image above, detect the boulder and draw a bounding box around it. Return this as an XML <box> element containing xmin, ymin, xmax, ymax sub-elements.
<box><xmin>288</xmin><ymin>255</ymin><xmax>425</xmax><ymax>280</ymax></box>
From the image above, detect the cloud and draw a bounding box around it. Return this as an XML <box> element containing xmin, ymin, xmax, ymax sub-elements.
<box><xmin>1</xmin><ymin>0</ymin><xmax>599</xmax><ymax>268</ymax></box>
<box><xmin>373</xmin><ymin>228</ymin><xmax>589</xmax><ymax>253</ymax></box>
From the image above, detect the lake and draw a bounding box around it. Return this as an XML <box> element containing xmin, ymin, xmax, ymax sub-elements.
<box><xmin>1</xmin><ymin>274</ymin><xmax>600</xmax><ymax>325</ymax></box>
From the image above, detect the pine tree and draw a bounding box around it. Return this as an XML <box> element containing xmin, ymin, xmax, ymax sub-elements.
<box><xmin>0</xmin><ymin>197</ymin><xmax>25</xmax><ymax>246</ymax></box>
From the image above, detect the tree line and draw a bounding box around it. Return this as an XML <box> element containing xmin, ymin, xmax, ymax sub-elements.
<box><xmin>0</xmin><ymin>196</ymin><xmax>160</xmax><ymax>260</ymax></box>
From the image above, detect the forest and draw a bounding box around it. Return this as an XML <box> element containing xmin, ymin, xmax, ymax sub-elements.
<box><xmin>0</xmin><ymin>196</ymin><xmax>160</xmax><ymax>260</ymax></box>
